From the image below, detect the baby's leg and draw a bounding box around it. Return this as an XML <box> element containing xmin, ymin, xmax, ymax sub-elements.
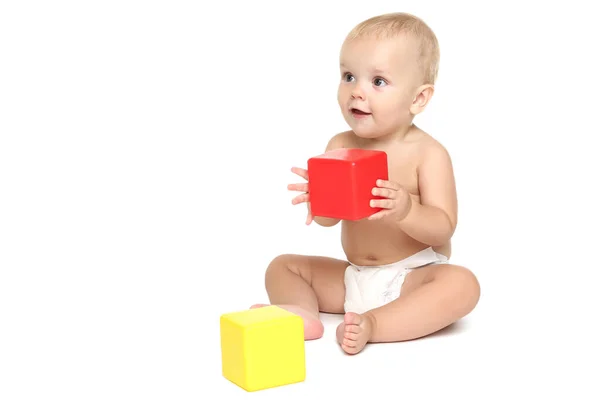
<box><xmin>251</xmin><ymin>254</ymin><xmax>348</xmax><ymax>340</ymax></box>
<box><xmin>337</xmin><ymin>263</ymin><xmax>480</xmax><ymax>354</ymax></box>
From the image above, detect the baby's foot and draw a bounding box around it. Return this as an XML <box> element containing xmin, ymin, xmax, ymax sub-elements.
<box><xmin>336</xmin><ymin>312</ymin><xmax>374</xmax><ymax>355</ymax></box>
<box><xmin>250</xmin><ymin>304</ymin><xmax>324</xmax><ymax>340</ymax></box>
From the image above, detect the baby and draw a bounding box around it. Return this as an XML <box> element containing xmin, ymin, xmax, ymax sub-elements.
<box><xmin>252</xmin><ymin>12</ymin><xmax>480</xmax><ymax>355</ymax></box>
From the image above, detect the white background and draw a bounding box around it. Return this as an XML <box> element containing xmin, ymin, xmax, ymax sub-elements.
<box><xmin>1</xmin><ymin>0</ymin><xmax>599</xmax><ymax>399</ymax></box>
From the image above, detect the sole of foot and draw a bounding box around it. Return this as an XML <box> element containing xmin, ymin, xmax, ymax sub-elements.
<box><xmin>250</xmin><ymin>304</ymin><xmax>324</xmax><ymax>340</ymax></box>
<box><xmin>336</xmin><ymin>312</ymin><xmax>372</xmax><ymax>355</ymax></box>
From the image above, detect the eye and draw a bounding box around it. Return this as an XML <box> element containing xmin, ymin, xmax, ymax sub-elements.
<box><xmin>343</xmin><ymin>72</ymin><xmax>355</xmax><ymax>82</ymax></box>
<box><xmin>373</xmin><ymin>77</ymin><xmax>387</xmax><ymax>87</ymax></box>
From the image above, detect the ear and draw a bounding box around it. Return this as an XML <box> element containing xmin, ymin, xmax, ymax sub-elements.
<box><xmin>409</xmin><ymin>84</ymin><xmax>435</xmax><ymax>115</ymax></box>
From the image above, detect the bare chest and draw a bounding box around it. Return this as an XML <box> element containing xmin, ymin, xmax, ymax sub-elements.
<box><xmin>340</xmin><ymin>135</ymin><xmax>423</xmax><ymax>196</ymax></box>
<box><xmin>385</xmin><ymin>152</ymin><xmax>420</xmax><ymax>196</ymax></box>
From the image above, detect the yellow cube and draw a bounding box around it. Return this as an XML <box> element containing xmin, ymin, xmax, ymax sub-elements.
<box><xmin>220</xmin><ymin>305</ymin><xmax>305</xmax><ymax>392</ymax></box>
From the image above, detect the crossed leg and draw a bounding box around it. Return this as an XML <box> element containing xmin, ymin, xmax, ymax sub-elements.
<box><xmin>251</xmin><ymin>255</ymin><xmax>481</xmax><ymax>355</ymax></box>
<box><xmin>335</xmin><ymin>263</ymin><xmax>481</xmax><ymax>354</ymax></box>
<box><xmin>251</xmin><ymin>253</ymin><xmax>348</xmax><ymax>340</ymax></box>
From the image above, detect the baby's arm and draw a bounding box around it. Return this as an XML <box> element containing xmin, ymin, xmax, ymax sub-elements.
<box><xmin>313</xmin><ymin>215</ymin><xmax>340</xmax><ymax>227</ymax></box>
<box><xmin>396</xmin><ymin>142</ymin><xmax>458</xmax><ymax>246</ymax></box>
<box><xmin>311</xmin><ymin>133</ymin><xmax>346</xmax><ymax>227</ymax></box>
<box><xmin>290</xmin><ymin>132</ymin><xmax>346</xmax><ymax>227</ymax></box>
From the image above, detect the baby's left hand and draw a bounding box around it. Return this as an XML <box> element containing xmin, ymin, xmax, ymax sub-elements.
<box><xmin>368</xmin><ymin>179</ymin><xmax>412</xmax><ymax>221</ymax></box>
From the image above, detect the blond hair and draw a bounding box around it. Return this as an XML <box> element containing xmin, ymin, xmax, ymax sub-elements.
<box><xmin>346</xmin><ymin>12</ymin><xmax>440</xmax><ymax>85</ymax></box>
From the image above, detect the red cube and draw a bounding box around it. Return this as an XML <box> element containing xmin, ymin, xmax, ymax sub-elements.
<box><xmin>307</xmin><ymin>148</ymin><xmax>388</xmax><ymax>221</ymax></box>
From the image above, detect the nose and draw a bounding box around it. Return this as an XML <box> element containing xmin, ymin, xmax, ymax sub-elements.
<box><xmin>351</xmin><ymin>84</ymin><xmax>365</xmax><ymax>100</ymax></box>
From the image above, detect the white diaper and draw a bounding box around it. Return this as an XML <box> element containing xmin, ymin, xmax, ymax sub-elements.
<box><xmin>344</xmin><ymin>247</ymin><xmax>448</xmax><ymax>314</ymax></box>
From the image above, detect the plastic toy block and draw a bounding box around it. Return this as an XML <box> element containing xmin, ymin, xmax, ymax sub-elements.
<box><xmin>307</xmin><ymin>148</ymin><xmax>388</xmax><ymax>220</ymax></box>
<box><xmin>220</xmin><ymin>305</ymin><xmax>305</xmax><ymax>392</ymax></box>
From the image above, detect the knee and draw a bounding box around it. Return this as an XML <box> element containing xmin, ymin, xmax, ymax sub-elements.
<box><xmin>448</xmin><ymin>265</ymin><xmax>481</xmax><ymax>314</ymax></box>
<box><xmin>265</xmin><ymin>254</ymin><xmax>309</xmax><ymax>281</ymax></box>
<box><xmin>266</xmin><ymin>254</ymin><xmax>300</xmax><ymax>277</ymax></box>
<box><xmin>266</xmin><ymin>254</ymin><xmax>290</xmax><ymax>274</ymax></box>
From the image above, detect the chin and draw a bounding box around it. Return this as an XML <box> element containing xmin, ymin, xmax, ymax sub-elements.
<box><xmin>352</xmin><ymin>128</ymin><xmax>380</xmax><ymax>139</ymax></box>
<box><xmin>342</xmin><ymin>118</ymin><xmax>370</xmax><ymax>138</ymax></box>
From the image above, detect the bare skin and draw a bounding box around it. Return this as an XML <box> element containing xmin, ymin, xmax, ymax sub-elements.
<box><xmin>252</xmin><ymin>28</ymin><xmax>481</xmax><ymax>354</ymax></box>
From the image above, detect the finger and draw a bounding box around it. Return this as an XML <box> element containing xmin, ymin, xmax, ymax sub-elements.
<box><xmin>291</xmin><ymin>167</ymin><xmax>309</xmax><ymax>180</ymax></box>
<box><xmin>368</xmin><ymin>209</ymin><xmax>393</xmax><ymax>220</ymax></box>
<box><xmin>292</xmin><ymin>193</ymin><xmax>309</xmax><ymax>205</ymax></box>
<box><xmin>370</xmin><ymin>198</ymin><xmax>395</xmax><ymax>209</ymax></box>
<box><xmin>288</xmin><ymin>183</ymin><xmax>309</xmax><ymax>192</ymax></box>
<box><xmin>306</xmin><ymin>211</ymin><xmax>313</xmax><ymax>225</ymax></box>
<box><xmin>372</xmin><ymin>186</ymin><xmax>396</xmax><ymax>199</ymax></box>
<box><xmin>376</xmin><ymin>179</ymin><xmax>401</xmax><ymax>190</ymax></box>
<box><xmin>306</xmin><ymin>203</ymin><xmax>313</xmax><ymax>225</ymax></box>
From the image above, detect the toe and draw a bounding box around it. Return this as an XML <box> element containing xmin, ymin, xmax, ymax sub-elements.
<box><xmin>344</xmin><ymin>332</ymin><xmax>359</xmax><ymax>341</ymax></box>
<box><xmin>344</xmin><ymin>312</ymin><xmax>362</xmax><ymax>325</ymax></box>
<box><xmin>345</xmin><ymin>324</ymin><xmax>361</xmax><ymax>334</ymax></box>
<box><xmin>342</xmin><ymin>344</ymin><xmax>360</xmax><ymax>355</ymax></box>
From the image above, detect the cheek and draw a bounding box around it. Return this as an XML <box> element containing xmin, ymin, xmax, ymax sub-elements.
<box><xmin>381</xmin><ymin>92</ymin><xmax>410</xmax><ymax>112</ymax></box>
<box><xmin>337</xmin><ymin>85</ymin><xmax>348</xmax><ymax>101</ymax></box>
<box><xmin>374</xmin><ymin>94</ymin><xmax>400</xmax><ymax>112</ymax></box>
<box><xmin>373</xmin><ymin>97</ymin><xmax>410</xmax><ymax>124</ymax></box>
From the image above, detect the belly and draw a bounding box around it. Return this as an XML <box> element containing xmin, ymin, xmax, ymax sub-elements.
<box><xmin>341</xmin><ymin>218</ymin><xmax>430</xmax><ymax>266</ymax></box>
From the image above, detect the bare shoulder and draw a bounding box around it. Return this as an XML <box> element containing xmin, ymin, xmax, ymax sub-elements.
<box><xmin>412</xmin><ymin>130</ymin><xmax>453</xmax><ymax>170</ymax></box>
<box><xmin>325</xmin><ymin>130</ymin><xmax>355</xmax><ymax>151</ymax></box>
<box><xmin>413</xmin><ymin>128</ymin><xmax>458</xmax><ymax>221</ymax></box>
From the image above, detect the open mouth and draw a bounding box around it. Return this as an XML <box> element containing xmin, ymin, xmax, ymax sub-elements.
<box><xmin>351</xmin><ymin>108</ymin><xmax>371</xmax><ymax>116</ymax></box>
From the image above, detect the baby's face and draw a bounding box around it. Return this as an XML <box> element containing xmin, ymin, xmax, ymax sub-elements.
<box><xmin>337</xmin><ymin>35</ymin><xmax>422</xmax><ymax>139</ymax></box>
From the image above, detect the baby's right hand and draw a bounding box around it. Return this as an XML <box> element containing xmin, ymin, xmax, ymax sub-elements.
<box><xmin>287</xmin><ymin>166</ymin><xmax>313</xmax><ymax>225</ymax></box>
